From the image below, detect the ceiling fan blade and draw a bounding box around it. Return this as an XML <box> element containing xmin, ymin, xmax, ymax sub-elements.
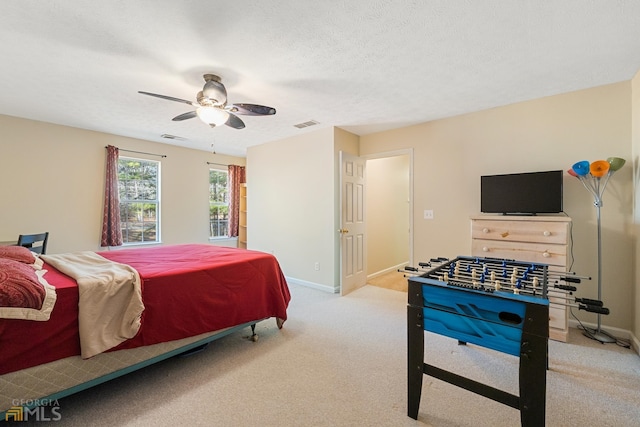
<box><xmin>230</xmin><ymin>103</ymin><xmax>276</xmax><ymax>116</ymax></box>
<box><xmin>138</xmin><ymin>91</ymin><xmax>195</xmax><ymax>106</ymax></box>
<box><xmin>172</xmin><ymin>111</ymin><xmax>197</xmax><ymax>121</ymax></box>
<box><xmin>225</xmin><ymin>112</ymin><xmax>246</xmax><ymax>129</ymax></box>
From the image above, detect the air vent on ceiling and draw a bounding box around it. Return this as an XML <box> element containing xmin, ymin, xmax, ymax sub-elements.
<box><xmin>161</xmin><ymin>134</ymin><xmax>187</xmax><ymax>141</ymax></box>
<box><xmin>294</xmin><ymin>120</ymin><xmax>319</xmax><ymax>129</ymax></box>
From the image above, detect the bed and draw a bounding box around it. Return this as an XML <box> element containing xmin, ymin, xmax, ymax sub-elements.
<box><xmin>0</xmin><ymin>243</ymin><xmax>291</xmax><ymax>417</ymax></box>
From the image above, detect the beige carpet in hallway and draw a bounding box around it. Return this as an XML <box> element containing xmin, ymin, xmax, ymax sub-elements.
<box><xmin>368</xmin><ymin>270</ymin><xmax>408</xmax><ymax>292</ymax></box>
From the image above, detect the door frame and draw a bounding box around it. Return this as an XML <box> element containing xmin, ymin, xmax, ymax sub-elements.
<box><xmin>338</xmin><ymin>148</ymin><xmax>414</xmax><ymax>294</ymax></box>
<box><xmin>362</xmin><ymin>148</ymin><xmax>414</xmax><ymax>271</ymax></box>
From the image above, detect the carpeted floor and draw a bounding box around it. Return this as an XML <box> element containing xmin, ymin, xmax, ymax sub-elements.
<box><xmin>12</xmin><ymin>283</ymin><xmax>640</xmax><ymax>426</ymax></box>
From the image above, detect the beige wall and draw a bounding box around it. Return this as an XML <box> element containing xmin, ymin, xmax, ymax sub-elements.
<box><xmin>632</xmin><ymin>70</ymin><xmax>640</xmax><ymax>343</ymax></box>
<box><xmin>366</xmin><ymin>155</ymin><xmax>410</xmax><ymax>275</ymax></box>
<box><xmin>2</xmin><ymin>79</ymin><xmax>637</xmax><ymax>341</ymax></box>
<box><xmin>360</xmin><ymin>81</ymin><xmax>634</xmax><ymax>334</ymax></box>
<box><xmin>247</xmin><ymin>127</ymin><xmax>338</xmax><ymax>291</ymax></box>
<box><xmin>0</xmin><ymin>115</ymin><xmax>245</xmax><ymax>253</ymax></box>
<box><xmin>246</xmin><ymin>126</ymin><xmax>358</xmax><ymax>292</ymax></box>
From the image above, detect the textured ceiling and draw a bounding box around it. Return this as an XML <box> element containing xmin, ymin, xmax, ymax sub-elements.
<box><xmin>1</xmin><ymin>1</ymin><xmax>640</xmax><ymax>157</ymax></box>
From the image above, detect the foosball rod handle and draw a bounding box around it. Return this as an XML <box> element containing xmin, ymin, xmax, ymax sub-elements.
<box><xmin>557</xmin><ymin>276</ymin><xmax>582</xmax><ymax>283</ymax></box>
<box><xmin>554</xmin><ymin>284</ymin><xmax>577</xmax><ymax>292</ymax></box>
<box><xmin>575</xmin><ymin>297</ymin><xmax>604</xmax><ymax>307</ymax></box>
<box><xmin>578</xmin><ymin>304</ymin><xmax>610</xmax><ymax>315</ymax></box>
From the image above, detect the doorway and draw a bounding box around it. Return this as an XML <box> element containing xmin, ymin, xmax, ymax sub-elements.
<box><xmin>364</xmin><ymin>150</ymin><xmax>413</xmax><ymax>291</ymax></box>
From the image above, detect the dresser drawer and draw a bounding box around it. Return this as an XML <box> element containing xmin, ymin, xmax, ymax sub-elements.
<box><xmin>471</xmin><ymin>239</ymin><xmax>567</xmax><ymax>267</ymax></box>
<box><xmin>471</xmin><ymin>219</ymin><xmax>568</xmax><ymax>244</ymax></box>
<box><xmin>470</xmin><ymin>216</ymin><xmax>570</xmax><ymax>342</ymax></box>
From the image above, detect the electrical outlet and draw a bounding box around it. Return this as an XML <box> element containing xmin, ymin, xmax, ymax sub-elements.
<box><xmin>424</xmin><ymin>210</ymin><xmax>434</xmax><ymax>220</ymax></box>
<box><xmin>314</xmin><ymin>262</ymin><xmax>320</xmax><ymax>271</ymax></box>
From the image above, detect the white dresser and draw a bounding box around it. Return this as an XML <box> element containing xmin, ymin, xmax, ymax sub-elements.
<box><xmin>470</xmin><ymin>215</ymin><xmax>572</xmax><ymax>342</ymax></box>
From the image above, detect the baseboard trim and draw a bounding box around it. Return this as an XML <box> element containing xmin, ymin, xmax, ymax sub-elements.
<box><xmin>568</xmin><ymin>319</ymin><xmax>639</xmax><ymax>355</ymax></box>
<box><xmin>285</xmin><ymin>276</ymin><xmax>337</xmax><ymax>293</ymax></box>
<box><xmin>367</xmin><ymin>262</ymin><xmax>408</xmax><ymax>280</ymax></box>
<box><xmin>632</xmin><ymin>334</ymin><xmax>640</xmax><ymax>356</ymax></box>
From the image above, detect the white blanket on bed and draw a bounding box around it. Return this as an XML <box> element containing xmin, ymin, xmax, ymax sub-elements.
<box><xmin>42</xmin><ymin>251</ymin><xmax>144</xmax><ymax>359</ymax></box>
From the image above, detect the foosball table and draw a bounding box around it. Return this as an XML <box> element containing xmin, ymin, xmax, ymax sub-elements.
<box><xmin>406</xmin><ymin>255</ymin><xmax>606</xmax><ymax>426</ymax></box>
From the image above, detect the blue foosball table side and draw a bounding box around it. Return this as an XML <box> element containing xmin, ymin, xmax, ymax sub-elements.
<box><xmin>407</xmin><ymin>256</ymin><xmax>549</xmax><ymax>426</ymax></box>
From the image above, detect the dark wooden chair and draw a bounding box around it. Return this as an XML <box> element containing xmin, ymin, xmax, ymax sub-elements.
<box><xmin>17</xmin><ymin>232</ymin><xmax>49</xmax><ymax>255</ymax></box>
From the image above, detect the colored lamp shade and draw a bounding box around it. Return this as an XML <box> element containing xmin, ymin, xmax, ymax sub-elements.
<box><xmin>567</xmin><ymin>168</ymin><xmax>578</xmax><ymax>177</ymax></box>
<box><xmin>607</xmin><ymin>157</ymin><xmax>625</xmax><ymax>172</ymax></box>
<box><xmin>590</xmin><ymin>160</ymin><xmax>610</xmax><ymax>178</ymax></box>
<box><xmin>572</xmin><ymin>160</ymin><xmax>591</xmax><ymax>176</ymax></box>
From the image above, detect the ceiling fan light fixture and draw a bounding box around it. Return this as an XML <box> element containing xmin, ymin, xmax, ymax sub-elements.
<box><xmin>202</xmin><ymin>75</ymin><xmax>227</xmax><ymax>106</ymax></box>
<box><xmin>139</xmin><ymin>73</ymin><xmax>275</xmax><ymax>131</ymax></box>
<box><xmin>196</xmin><ymin>106</ymin><xmax>229</xmax><ymax>126</ymax></box>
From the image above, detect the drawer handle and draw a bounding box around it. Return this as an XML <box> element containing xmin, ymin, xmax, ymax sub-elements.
<box><xmin>542</xmin><ymin>251</ymin><xmax>550</xmax><ymax>258</ymax></box>
<box><xmin>482</xmin><ymin>228</ymin><xmax>489</xmax><ymax>233</ymax></box>
<box><xmin>482</xmin><ymin>246</ymin><xmax>489</xmax><ymax>252</ymax></box>
<box><xmin>543</xmin><ymin>230</ymin><xmax>551</xmax><ymax>237</ymax></box>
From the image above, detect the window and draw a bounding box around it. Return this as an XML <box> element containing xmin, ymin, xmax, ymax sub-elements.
<box><xmin>118</xmin><ymin>157</ymin><xmax>160</xmax><ymax>244</ymax></box>
<box><xmin>209</xmin><ymin>169</ymin><xmax>229</xmax><ymax>238</ymax></box>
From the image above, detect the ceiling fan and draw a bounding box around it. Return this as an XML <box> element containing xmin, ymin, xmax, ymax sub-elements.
<box><xmin>138</xmin><ymin>74</ymin><xmax>276</xmax><ymax>129</ymax></box>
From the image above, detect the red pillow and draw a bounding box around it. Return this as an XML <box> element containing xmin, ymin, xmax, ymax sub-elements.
<box><xmin>0</xmin><ymin>258</ymin><xmax>46</xmax><ymax>309</ymax></box>
<box><xmin>0</xmin><ymin>246</ymin><xmax>36</xmax><ymax>265</ymax></box>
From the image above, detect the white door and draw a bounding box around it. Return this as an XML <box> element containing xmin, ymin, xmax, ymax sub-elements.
<box><xmin>340</xmin><ymin>152</ymin><xmax>367</xmax><ymax>295</ymax></box>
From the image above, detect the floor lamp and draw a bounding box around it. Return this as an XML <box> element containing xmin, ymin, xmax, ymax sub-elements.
<box><xmin>568</xmin><ymin>157</ymin><xmax>625</xmax><ymax>343</ymax></box>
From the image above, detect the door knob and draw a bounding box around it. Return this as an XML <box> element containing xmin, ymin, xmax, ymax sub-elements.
<box><xmin>338</xmin><ymin>228</ymin><xmax>349</xmax><ymax>234</ymax></box>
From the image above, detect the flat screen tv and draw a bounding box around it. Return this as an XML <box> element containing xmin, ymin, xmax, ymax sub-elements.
<box><xmin>480</xmin><ymin>170</ymin><xmax>563</xmax><ymax>215</ymax></box>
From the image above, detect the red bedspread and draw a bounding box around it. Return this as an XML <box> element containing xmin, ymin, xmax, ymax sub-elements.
<box><xmin>0</xmin><ymin>244</ymin><xmax>290</xmax><ymax>374</ymax></box>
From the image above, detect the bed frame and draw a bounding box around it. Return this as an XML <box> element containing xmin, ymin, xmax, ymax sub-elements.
<box><xmin>1</xmin><ymin>244</ymin><xmax>290</xmax><ymax>421</ymax></box>
<box><xmin>1</xmin><ymin>317</ymin><xmax>279</xmax><ymax>421</ymax></box>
